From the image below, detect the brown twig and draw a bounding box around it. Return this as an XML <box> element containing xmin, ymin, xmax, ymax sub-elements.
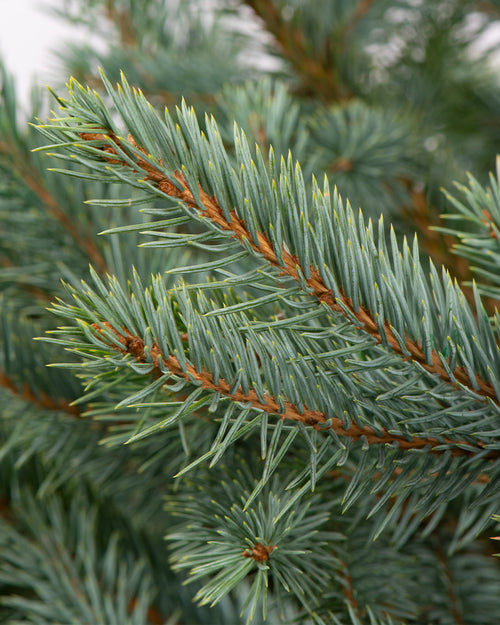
<box><xmin>343</xmin><ymin>0</ymin><xmax>375</xmax><ymax>39</ymax></box>
<box><xmin>0</xmin><ymin>370</ymin><xmax>81</xmax><ymax>417</ymax></box>
<box><xmin>336</xmin><ymin>556</ymin><xmax>361</xmax><ymax>618</ymax></box>
<box><xmin>402</xmin><ymin>180</ymin><xmax>499</xmax><ymax>315</ymax></box>
<box><xmin>127</xmin><ymin>597</ymin><xmax>165</xmax><ymax>625</ymax></box>
<box><xmin>104</xmin><ymin>0</ymin><xmax>137</xmax><ymax>48</ymax></box>
<box><xmin>402</xmin><ymin>181</ymin><xmax>472</xmax><ymax>284</ymax></box>
<box><xmin>244</xmin><ymin>0</ymin><xmax>353</xmax><ymax>102</ymax></box>
<box><xmin>0</xmin><ymin>140</ymin><xmax>107</xmax><ymax>274</ymax></box>
<box><xmin>90</xmin><ymin>322</ymin><xmax>500</xmax><ymax>459</ymax></box>
<box><xmin>435</xmin><ymin>540</ymin><xmax>465</xmax><ymax>625</ymax></box>
<box><xmin>0</xmin><ymin>258</ymin><xmax>52</xmax><ymax>301</ymax></box>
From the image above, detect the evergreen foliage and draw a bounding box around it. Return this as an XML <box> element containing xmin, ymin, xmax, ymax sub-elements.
<box><xmin>2</xmin><ymin>1</ymin><xmax>500</xmax><ymax>623</ymax></box>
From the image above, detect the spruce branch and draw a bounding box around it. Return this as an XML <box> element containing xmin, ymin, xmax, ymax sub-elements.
<box><xmin>165</xmin><ymin>464</ymin><xmax>339</xmax><ymax>623</ymax></box>
<box><xmin>66</xmin><ymin>120</ymin><xmax>499</xmax><ymax>407</ymax></box>
<box><xmin>35</xmin><ymin>74</ymin><xmax>500</xmax><ymax>439</ymax></box>
<box><xmin>36</xmin><ymin>73</ymin><xmax>500</xmax><ymax>546</ymax></box>
<box><xmin>415</xmin><ymin>536</ymin><xmax>500</xmax><ymax>624</ymax></box>
<box><xmin>40</xmin><ymin>264</ymin><xmax>500</xmax><ymax>544</ymax></box>
<box><xmin>0</xmin><ymin>490</ymin><xmax>161</xmax><ymax>625</ymax></box>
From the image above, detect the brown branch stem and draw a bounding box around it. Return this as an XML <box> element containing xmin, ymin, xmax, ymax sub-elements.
<box><xmin>335</xmin><ymin>555</ymin><xmax>362</xmax><ymax>619</ymax></box>
<box><xmin>0</xmin><ymin>139</ymin><xmax>107</xmax><ymax>274</ymax></box>
<box><xmin>243</xmin><ymin>0</ymin><xmax>352</xmax><ymax>102</ymax></box>
<box><xmin>91</xmin><ymin>322</ymin><xmax>499</xmax><ymax>459</ymax></box>
<box><xmin>22</xmin><ymin>170</ymin><xmax>108</xmax><ymax>275</ymax></box>
<box><xmin>0</xmin><ymin>370</ymin><xmax>81</xmax><ymax>417</ymax></box>
<box><xmin>435</xmin><ymin>540</ymin><xmax>465</xmax><ymax>625</ymax></box>
<box><xmin>342</xmin><ymin>0</ymin><xmax>375</xmax><ymax>43</ymax></box>
<box><xmin>104</xmin><ymin>0</ymin><xmax>137</xmax><ymax>48</ymax></box>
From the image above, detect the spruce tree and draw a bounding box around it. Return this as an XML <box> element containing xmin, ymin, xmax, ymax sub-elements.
<box><xmin>2</xmin><ymin>1</ymin><xmax>500</xmax><ymax>623</ymax></box>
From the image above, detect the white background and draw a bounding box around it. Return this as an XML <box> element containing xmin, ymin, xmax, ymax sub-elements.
<box><xmin>0</xmin><ymin>0</ymin><xmax>81</xmax><ymax>106</ymax></box>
